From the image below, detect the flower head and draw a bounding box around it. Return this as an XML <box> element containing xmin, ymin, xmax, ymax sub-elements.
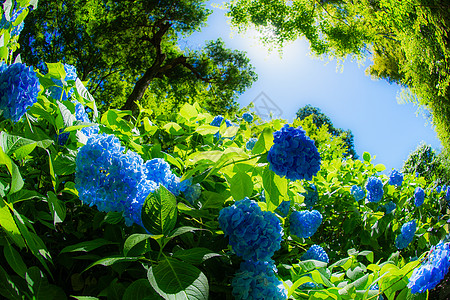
<box><xmin>218</xmin><ymin>198</ymin><xmax>283</xmax><ymax>261</ymax></box>
<box><xmin>365</xmin><ymin>176</ymin><xmax>383</xmax><ymax>203</ymax></box>
<box><xmin>414</xmin><ymin>187</ymin><xmax>425</xmax><ymax>207</ymax></box>
<box><xmin>351</xmin><ymin>185</ymin><xmax>365</xmax><ymax>201</ymax></box>
<box><xmin>242</xmin><ymin>112</ymin><xmax>253</xmax><ymax>123</ymax></box>
<box><xmin>408</xmin><ymin>241</ymin><xmax>450</xmax><ymax>293</ymax></box>
<box><xmin>396</xmin><ymin>220</ymin><xmax>416</xmax><ymax>249</ymax></box>
<box><xmin>301</xmin><ymin>244</ymin><xmax>329</xmax><ymax>263</ymax></box>
<box><xmin>389</xmin><ymin>169</ymin><xmax>404</xmax><ymax>187</ymax></box>
<box><xmin>267</xmin><ymin>124</ymin><xmax>321</xmax><ymax>181</ymax></box>
<box><xmin>0</xmin><ymin>63</ymin><xmax>39</xmax><ymax>122</ymax></box>
<box><xmin>289</xmin><ymin>210</ymin><xmax>322</xmax><ymax>239</ymax></box>
<box><xmin>232</xmin><ymin>260</ymin><xmax>287</xmax><ymax>300</ymax></box>
<box><xmin>144</xmin><ymin>158</ymin><xmax>181</xmax><ymax>196</ymax></box>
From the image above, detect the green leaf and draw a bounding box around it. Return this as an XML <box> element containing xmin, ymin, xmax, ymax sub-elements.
<box><xmin>123</xmin><ymin>234</ymin><xmax>153</xmax><ymax>257</ymax></box>
<box><xmin>122</xmin><ymin>279</ymin><xmax>160</xmax><ymax>300</ymax></box>
<box><xmin>60</xmin><ymin>238</ymin><xmax>117</xmax><ymax>254</ymax></box>
<box><xmin>252</xmin><ymin>127</ymin><xmax>274</xmax><ymax>154</ymax></box>
<box><xmin>3</xmin><ymin>241</ymin><xmax>27</xmax><ymax>278</ymax></box>
<box><xmin>26</xmin><ymin>266</ymin><xmax>66</xmax><ymax>300</ymax></box>
<box><xmin>358</xmin><ymin>250</ymin><xmax>374</xmax><ymax>263</ymax></box>
<box><xmin>70</xmin><ymin>297</ymin><xmax>100</xmax><ymax>300</ymax></box>
<box><xmin>163</xmin><ymin>122</ymin><xmax>184</xmax><ymax>135</ymax></box>
<box><xmin>47</xmin><ymin>191</ymin><xmax>66</xmax><ymax>226</ymax></box>
<box><xmin>53</xmin><ymin>151</ymin><xmax>76</xmax><ymax>176</ymax></box>
<box><xmin>179</xmin><ymin>103</ymin><xmax>198</xmax><ymax>120</ymax></box>
<box><xmin>85</xmin><ymin>256</ymin><xmax>140</xmax><ymax>270</ymax></box>
<box><xmin>173</xmin><ymin>247</ymin><xmax>221</xmax><ymax>265</ymax></box>
<box><xmin>221</xmin><ymin>126</ymin><xmax>239</xmax><ymax>138</ymax></box>
<box><xmin>0</xmin><ymin>144</ymin><xmax>23</xmax><ymax>194</ymax></box>
<box><xmin>148</xmin><ymin>257</ymin><xmax>209</xmax><ymax>299</ymax></box>
<box><xmin>195</xmin><ymin>125</ymin><xmax>219</xmax><ymax>136</ymax></box>
<box><xmin>0</xmin><ymin>199</ymin><xmax>25</xmax><ymax>248</ymax></box>
<box><xmin>141</xmin><ymin>185</ymin><xmax>177</xmax><ymax>236</ymax></box>
<box><xmin>46</xmin><ymin>62</ymin><xmax>66</xmax><ymax>80</ymax></box>
<box><xmin>262</xmin><ymin>167</ymin><xmax>281</xmax><ymax>210</ymax></box>
<box><xmin>57</xmin><ymin>101</ymin><xmax>76</xmax><ymax>127</ymax></box>
<box><xmin>167</xmin><ymin>226</ymin><xmax>206</xmax><ymax>239</ymax></box>
<box><xmin>200</xmin><ymin>191</ymin><xmax>226</xmax><ymax>210</ymax></box>
<box><xmin>229</xmin><ymin>172</ymin><xmax>253</xmax><ymax>200</ymax></box>
<box><xmin>375</xmin><ymin>164</ymin><xmax>386</xmax><ymax>172</ymax></box>
<box><xmin>362</xmin><ymin>152</ymin><xmax>371</xmax><ymax>162</ymax></box>
<box><xmin>0</xmin><ymin>265</ymin><xmax>21</xmax><ymax>300</ymax></box>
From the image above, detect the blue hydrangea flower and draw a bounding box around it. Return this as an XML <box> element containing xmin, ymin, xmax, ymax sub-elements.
<box><xmin>389</xmin><ymin>169</ymin><xmax>404</xmax><ymax>187</ymax></box>
<box><xmin>73</xmin><ymin>101</ymin><xmax>99</xmax><ymax>137</ymax></box>
<box><xmin>365</xmin><ymin>176</ymin><xmax>383</xmax><ymax>203</ymax></box>
<box><xmin>436</xmin><ymin>186</ymin><xmax>442</xmax><ymax>194</ymax></box>
<box><xmin>218</xmin><ymin>198</ymin><xmax>283</xmax><ymax>261</ymax></box>
<box><xmin>289</xmin><ymin>210</ymin><xmax>322</xmax><ymax>239</ymax></box>
<box><xmin>384</xmin><ymin>201</ymin><xmax>396</xmax><ymax>214</ymax></box>
<box><xmin>0</xmin><ymin>63</ymin><xmax>39</xmax><ymax>122</ymax></box>
<box><xmin>144</xmin><ymin>158</ymin><xmax>181</xmax><ymax>196</ymax></box>
<box><xmin>242</xmin><ymin>112</ymin><xmax>253</xmax><ymax>123</ymax></box>
<box><xmin>350</xmin><ymin>185</ymin><xmax>365</xmax><ymax>201</ymax></box>
<box><xmin>75</xmin><ymin>134</ymin><xmax>156</xmax><ymax>226</ymax></box>
<box><xmin>210</xmin><ymin>115</ymin><xmax>224</xmax><ymax>127</ymax></box>
<box><xmin>302</xmin><ymin>184</ymin><xmax>319</xmax><ymax>207</ymax></box>
<box><xmin>301</xmin><ymin>244</ymin><xmax>329</xmax><ymax>263</ymax></box>
<box><xmin>246</xmin><ymin>138</ymin><xmax>258</xmax><ymax>151</ymax></box>
<box><xmin>276</xmin><ymin>201</ymin><xmax>290</xmax><ymax>217</ymax></box>
<box><xmin>396</xmin><ymin>220</ymin><xmax>416</xmax><ymax>249</ymax></box>
<box><xmin>267</xmin><ymin>124</ymin><xmax>321</xmax><ymax>181</ymax></box>
<box><xmin>408</xmin><ymin>241</ymin><xmax>450</xmax><ymax>294</ymax></box>
<box><xmin>232</xmin><ymin>260</ymin><xmax>287</xmax><ymax>300</ymax></box>
<box><xmin>414</xmin><ymin>187</ymin><xmax>425</xmax><ymax>207</ymax></box>
<box><xmin>47</xmin><ymin>64</ymin><xmax>78</xmax><ymax>101</ymax></box>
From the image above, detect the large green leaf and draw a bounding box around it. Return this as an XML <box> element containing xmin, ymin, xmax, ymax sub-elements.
<box><xmin>0</xmin><ymin>142</ymin><xmax>23</xmax><ymax>194</ymax></box>
<box><xmin>60</xmin><ymin>238</ymin><xmax>117</xmax><ymax>254</ymax></box>
<box><xmin>0</xmin><ymin>198</ymin><xmax>25</xmax><ymax>248</ymax></box>
<box><xmin>172</xmin><ymin>248</ymin><xmax>221</xmax><ymax>265</ymax></box>
<box><xmin>252</xmin><ymin>127</ymin><xmax>274</xmax><ymax>155</ymax></box>
<box><xmin>229</xmin><ymin>172</ymin><xmax>253</xmax><ymax>200</ymax></box>
<box><xmin>148</xmin><ymin>257</ymin><xmax>209</xmax><ymax>300</ymax></box>
<box><xmin>262</xmin><ymin>167</ymin><xmax>281</xmax><ymax>211</ymax></box>
<box><xmin>25</xmin><ymin>266</ymin><xmax>67</xmax><ymax>300</ymax></box>
<box><xmin>141</xmin><ymin>185</ymin><xmax>177</xmax><ymax>236</ymax></box>
<box><xmin>3</xmin><ymin>241</ymin><xmax>27</xmax><ymax>278</ymax></box>
<box><xmin>123</xmin><ymin>234</ymin><xmax>155</xmax><ymax>257</ymax></box>
<box><xmin>122</xmin><ymin>279</ymin><xmax>160</xmax><ymax>300</ymax></box>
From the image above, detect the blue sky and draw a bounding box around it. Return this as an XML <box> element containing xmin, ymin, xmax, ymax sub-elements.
<box><xmin>182</xmin><ymin>2</ymin><xmax>442</xmax><ymax>172</ymax></box>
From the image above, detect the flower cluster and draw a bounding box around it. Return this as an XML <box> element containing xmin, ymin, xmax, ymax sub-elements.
<box><xmin>144</xmin><ymin>158</ymin><xmax>181</xmax><ymax>196</ymax></box>
<box><xmin>388</xmin><ymin>169</ymin><xmax>404</xmax><ymax>187</ymax></box>
<box><xmin>350</xmin><ymin>185</ymin><xmax>365</xmax><ymax>201</ymax></box>
<box><xmin>75</xmin><ymin>134</ymin><xmax>181</xmax><ymax>226</ymax></box>
<box><xmin>246</xmin><ymin>138</ymin><xmax>257</xmax><ymax>151</ymax></box>
<box><xmin>289</xmin><ymin>210</ymin><xmax>322</xmax><ymax>239</ymax></box>
<box><xmin>395</xmin><ymin>220</ymin><xmax>416</xmax><ymax>249</ymax></box>
<box><xmin>384</xmin><ymin>201</ymin><xmax>396</xmax><ymax>214</ymax></box>
<box><xmin>0</xmin><ymin>63</ymin><xmax>39</xmax><ymax>122</ymax></box>
<box><xmin>210</xmin><ymin>115</ymin><xmax>235</xmax><ymax>140</ymax></box>
<box><xmin>365</xmin><ymin>176</ymin><xmax>383</xmax><ymax>203</ymax></box>
<box><xmin>218</xmin><ymin>198</ymin><xmax>283</xmax><ymax>261</ymax></box>
<box><xmin>232</xmin><ymin>260</ymin><xmax>287</xmax><ymax>300</ymax></box>
<box><xmin>414</xmin><ymin>187</ymin><xmax>425</xmax><ymax>207</ymax></box>
<box><xmin>302</xmin><ymin>184</ymin><xmax>319</xmax><ymax>207</ymax></box>
<box><xmin>408</xmin><ymin>241</ymin><xmax>450</xmax><ymax>294</ymax></box>
<box><xmin>242</xmin><ymin>112</ymin><xmax>253</xmax><ymax>123</ymax></box>
<box><xmin>301</xmin><ymin>244</ymin><xmax>329</xmax><ymax>263</ymax></box>
<box><xmin>267</xmin><ymin>124</ymin><xmax>321</xmax><ymax>181</ymax></box>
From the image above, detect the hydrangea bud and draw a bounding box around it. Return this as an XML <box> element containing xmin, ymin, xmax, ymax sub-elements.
<box><xmin>242</xmin><ymin>112</ymin><xmax>253</xmax><ymax>123</ymax></box>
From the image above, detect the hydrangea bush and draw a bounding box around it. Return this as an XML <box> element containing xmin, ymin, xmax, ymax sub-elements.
<box><xmin>1</xmin><ymin>1</ymin><xmax>450</xmax><ymax>299</ymax></box>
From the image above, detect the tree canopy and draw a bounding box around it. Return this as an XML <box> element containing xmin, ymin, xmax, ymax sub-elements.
<box><xmin>227</xmin><ymin>0</ymin><xmax>450</xmax><ymax>151</ymax></box>
<box><xmin>296</xmin><ymin>104</ymin><xmax>357</xmax><ymax>158</ymax></box>
<box><xmin>19</xmin><ymin>0</ymin><xmax>257</xmax><ymax>116</ymax></box>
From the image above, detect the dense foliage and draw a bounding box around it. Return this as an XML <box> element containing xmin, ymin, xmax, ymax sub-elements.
<box><xmin>1</xmin><ymin>1</ymin><xmax>450</xmax><ymax>299</ymax></box>
<box><xmin>19</xmin><ymin>0</ymin><xmax>257</xmax><ymax>116</ymax></box>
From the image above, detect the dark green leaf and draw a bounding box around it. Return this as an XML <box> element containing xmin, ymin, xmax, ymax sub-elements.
<box><xmin>173</xmin><ymin>247</ymin><xmax>221</xmax><ymax>265</ymax></box>
<box><xmin>3</xmin><ymin>242</ymin><xmax>27</xmax><ymax>278</ymax></box>
<box><xmin>141</xmin><ymin>185</ymin><xmax>177</xmax><ymax>236</ymax></box>
<box><xmin>122</xmin><ymin>279</ymin><xmax>160</xmax><ymax>300</ymax></box>
<box><xmin>60</xmin><ymin>239</ymin><xmax>117</xmax><ymax>254</ymax></box>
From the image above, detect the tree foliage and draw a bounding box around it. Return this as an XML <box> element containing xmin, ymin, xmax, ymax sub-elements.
<box><xmin>296</xmin><ymin>104</ymin><xmax>357</xmax><ymax>159</ymax></box>
<box><xmin>19</xmin><ymin>0</ymin><xmax>257</xmax><ymax>116</ymax></box>
<box><xmin>227</xmin><ymin>0</ymin><xmax>450</xmax><ymax>152</ymax></box>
